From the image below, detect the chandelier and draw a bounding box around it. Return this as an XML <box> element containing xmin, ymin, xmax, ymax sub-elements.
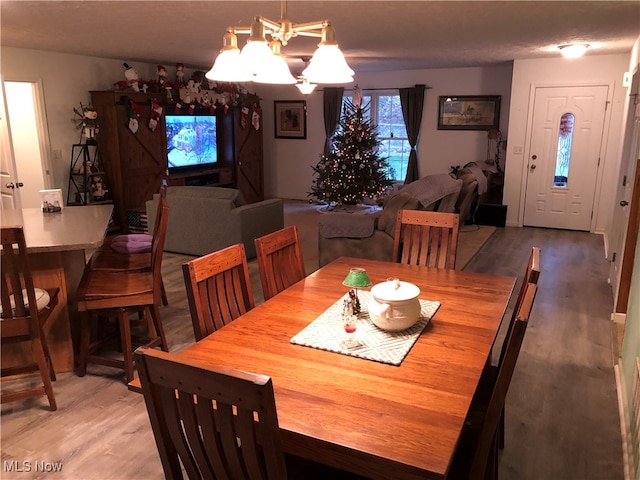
<box><xmin>206</xmin><ymin>0</ymin><xmax>354</xmax><ymax>87</ymax></box>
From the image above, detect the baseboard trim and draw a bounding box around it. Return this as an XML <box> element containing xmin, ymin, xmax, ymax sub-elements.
<box><xmin>613</xmin><ymin>312</ymin><xmax>627</xmax><ymax>325</ymax></box>
<box><xmin>615</xmin><ymin>362</ymin><xmax>639</xmax><ymax>480</ymax></box>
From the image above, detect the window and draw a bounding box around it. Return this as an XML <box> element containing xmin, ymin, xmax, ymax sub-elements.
<box><xmin>343</xmin><ymin>91</ymin><xmax>410</xmax><ymax>181</ymax></box>
<box><xmin>554</xmin><ymin>113</ymin><xmax>575</xmax><ymax>187</ymax></box>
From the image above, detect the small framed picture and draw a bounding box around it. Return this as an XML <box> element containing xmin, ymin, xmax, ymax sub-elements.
<box><xmin>274</xmin><ymin>100</ymin><xmax>307</xmax><ymax>139</ymax></box>
<box><xmin>438</xmin><ymin>95</ymin><xmax>501</xmax><ymax>130</ymax></box>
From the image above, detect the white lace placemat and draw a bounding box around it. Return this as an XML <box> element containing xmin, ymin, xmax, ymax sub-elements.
<box><xmin>290</xmin><ymin>291</ymin><xmax>440</xmax><ymax>366</ymax></box>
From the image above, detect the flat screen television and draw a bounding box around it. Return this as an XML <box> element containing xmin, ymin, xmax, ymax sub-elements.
<box><xmin>165</xmin><ymin>113</ymin><xmax>218</xmax><ymax>175</ymax></box>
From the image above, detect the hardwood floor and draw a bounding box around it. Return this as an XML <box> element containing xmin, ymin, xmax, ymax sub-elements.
<box><xmin>465</xmin><ymin>227</ymin><xmax>623</xmax><ymax>479</ymax></box>
<box><xmin>0</xmin><ymin>208</ymin><xmax>623</xmax><ymax>479</ymax></box>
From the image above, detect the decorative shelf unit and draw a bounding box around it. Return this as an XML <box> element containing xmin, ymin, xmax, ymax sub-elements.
<box><xmin>90</xmin><ymin>90</ymin><xmax>264</xmax><ymax>233</ymax></box>
<box><xmin>66</xmin><ymin>142</ymin><xmax>111</xmax><ymax>206</ymax></box>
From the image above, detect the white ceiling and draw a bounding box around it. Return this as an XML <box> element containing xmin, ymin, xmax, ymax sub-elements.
<box><xmin>2</xmin><ymin>1</ymin><xmax>639</xmax><ymax>76</ymax></box>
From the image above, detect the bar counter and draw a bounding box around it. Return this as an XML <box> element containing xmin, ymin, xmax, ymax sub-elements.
<box><xmin>1</xmin><ymin>205</ymin><xmax>113</xmax><ymax>372</ymax></box>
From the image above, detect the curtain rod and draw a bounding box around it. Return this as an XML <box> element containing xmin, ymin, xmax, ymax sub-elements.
<box><xmin>316</xmin><ymin>85</ymin><xmax>432</xmax><ymax>92</ymax></box>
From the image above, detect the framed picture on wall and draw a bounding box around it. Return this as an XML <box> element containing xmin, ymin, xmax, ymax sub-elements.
<box><xmin>438</xmin><ymin>95</ymin><xmax>501</xmax><ymax>130</ymax></box>
<box><xmin>274</xmin><ymin>100</ymin><xmax>307</xmax><ymax>139</ymax></box>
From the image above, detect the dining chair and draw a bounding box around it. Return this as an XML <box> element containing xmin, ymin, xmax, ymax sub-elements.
<box><xmin>134</xmin><ymin>346</ymin><xmax>289</xmax><ymax>480</ymax></box>
<box><xmin>75</xmin><ymin>202</ymin><xmax>170</xmax><ymax>384</ymax></box>
<box><xmin>449</xmin><ymin>281</ymin><xmax>539</xmax><ymax>480</ymax></box>
<box><xmin>254</xmin><ymin>225</ymin><xmax>305</xmax><ymax>301</ymax></box>
<box><xmin>89</xmin><ymin>182</ymin><xmax>169</xmax><ymax>306</ymax></box>
<box><xmin>134</xmin><ymin>346</ymin><xmax>365</xmax><ymax>480</ymax></box>
<box><xmin>491</xmin><ymin>246</ymin><xmax>540</xmax><ymax>448</ymax></box>
<box><xmin>1</xmin><ymin>226</ymin><xmax>60</xmax><ymax>411</ymax></box>
<box><xmin>392</xmin><ymin>210</ymin><xmax>460</xmax><ymax>269</ymax></box>
<box><xmin>182</xmin><ymin>243</ymin><xmax>254</xmax><ymax>341</ymax></box>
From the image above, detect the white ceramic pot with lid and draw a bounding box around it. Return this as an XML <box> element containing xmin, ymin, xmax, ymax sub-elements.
<box><xmin>368</xmin><ymin>278</ymin><xmax>421</xmax><ymax>331</ymax></box>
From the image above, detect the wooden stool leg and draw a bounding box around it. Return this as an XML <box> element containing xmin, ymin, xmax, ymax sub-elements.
<box><xmin>39</xmin><ymin>330</ymin><xmax>56</xmax><ymax>381</ymax></box>
<box><xmin>31</xmin><ymin>337</ymin><xmax>57</xmax><ymax>411</ymax></box>
<box><xmin>118</xmin><ymin>310</ymin><xmax>134</xmax><ymax>384</ymax></box>
<box><xmin>77</xmin><ymin>313</ymin><xmax>91</xmax><ymax>377</ymax></box>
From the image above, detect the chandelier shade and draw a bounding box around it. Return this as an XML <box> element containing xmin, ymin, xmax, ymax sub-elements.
<box><xmin>254</xmin><ymin>40</ymin><xmax>297</xmax><ymax>84</ymax></box>
<box><xmin>207</xmin><ymin>0</ymin><xmax>354</xmax><ymax>86</ymax></box>
<box><xmin>295</xmin><ymin>78</ymin><xmax>317</xmax><ymax>94</ymax></box>
<box><xmin>205</xmin><ymin>31</ymin><xmax>252</xmax><ymax>83</ymax></box>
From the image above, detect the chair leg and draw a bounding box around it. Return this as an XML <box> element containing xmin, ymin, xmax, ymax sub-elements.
<box><xmin>39</xmin><ymin>329</ymin><xmax>56</xmax><ymax>381</ymax></box>
<box><xmin>499</xmin><ymin>407</ymin><xmax>505</xmax><ymax>449</ymax></box>
<box><xmin>149</xmin><ymin>303</ymin><xmax>168</xmax><ymax>351</ymax></box>
<box><xmin>31</xmin><ymin>337</ymin><xmax>57</xmax><ymax>411</ymax></box>
<box><xmin>161</xmin><ymin>278</ymin><xmax>168</xmax><ymax>306</ymax></box>
<box><xmin>77</xmin><ymin>313</ymin><xmax>91</xmax><ymax>377</ymax></box>
<box><xmin>117</xmin><ymin>310</ymin><xmax>134</xmax><ymax>384</ymax></box>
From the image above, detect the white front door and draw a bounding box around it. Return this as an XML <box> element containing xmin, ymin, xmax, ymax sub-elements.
<box><xmin>0</xmin><ymin>79</ymin><xmax>19</xmax><ymax>209</ymax></box>
<box><xmin>523</xmin><ymin>85</ymin><xmax>608</xmax><ymax>230</ymax></box>
<box><xmin>3</xmin><ymin>81</ymin><xmax>48</xmax><ymax>208</ymax></box>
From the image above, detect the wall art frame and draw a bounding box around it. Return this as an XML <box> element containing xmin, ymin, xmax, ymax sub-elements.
<box><xmin>274</xmin><ymin>100</ymin><xmax>307</xmax><ymax>139</ymax></box>
<box><xmin>438</xmin><ymin>95</ymin><xmax>501</xmax><ymax>130</ymax></box>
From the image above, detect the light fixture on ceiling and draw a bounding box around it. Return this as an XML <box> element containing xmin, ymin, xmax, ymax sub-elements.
<box><xmin>295</xmin><ymin>56</ymin><xmax>318</xmax><ymax>95</ymax></box>
<box><xmin>558</xmin><ymin>43</ymin><xmax>589</xmax><ymax>59</ymax></box>
<box><xmin>296</xmin><ymin>78</ymin><xmax>317</xmax><ymax>95</ymax></box>
<box><xmin>206</xmin><ymin>0</ymin><xmax>354</xmax><ymax>85</ymax></box>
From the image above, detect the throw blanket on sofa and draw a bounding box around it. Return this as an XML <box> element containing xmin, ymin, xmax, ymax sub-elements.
<box><xmin>396</xmin><ymin>173</ymin><xmax>462</xmax><ymax>208</ymax></box>
<box><xmin>464</xmin><ymin>164</ymin><xmax>488</xmax><ymax>195</ymax></box>
<box><xmin>318</xmin><ymin>212</ymin><xmax>379</xmax><ymax>239</ymax></box>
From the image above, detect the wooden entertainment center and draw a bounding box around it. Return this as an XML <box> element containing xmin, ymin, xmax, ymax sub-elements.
<box><xmin>90</xmin><ymin>90</ymin><xmax>264</xmax><ymax>232</ymax></box>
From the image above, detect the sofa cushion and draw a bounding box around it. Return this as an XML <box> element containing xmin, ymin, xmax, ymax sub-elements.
<box><xmin>377</xmin><ymin>192</ymin><xmax>420</xmax><ymax>236</ymax></box>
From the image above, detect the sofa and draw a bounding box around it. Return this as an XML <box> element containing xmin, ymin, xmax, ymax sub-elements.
<box><xmin>318</xmin><ymin>171</ymin><xmax>483</xmax><ymax>267</ymax></box>
<box><xmin>146</xmin><ymin>186</ymin><xmax>284</xmax><ymax>258</ymax></box>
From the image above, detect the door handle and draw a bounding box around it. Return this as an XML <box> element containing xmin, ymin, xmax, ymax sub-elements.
<box><xmin>16</xmin><ymin>182</ymin><xmax>24</xmax><ymax>188</ymax></box>
<box><xmin>5</xmin><ymin>182</ymin><xmax>15</xmax><ymax>189</ymax></box>
<box><xmin>530</xmin><ymin>164</ymin><xmax>537</xmax><ymax>171</ymax></box>
<box><xmin>620</xmin><ymin>200</ymin><xmax>629</xmax><ymax>207</ymax></box>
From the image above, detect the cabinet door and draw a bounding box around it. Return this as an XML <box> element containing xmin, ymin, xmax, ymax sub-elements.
<box><xmin>234</xmin><ymin>107</ymin><xmax>264</xmax><ymax>203</ymax></box>
<box><xmin>115</xmin><ymin>103</ymin><xmax>166</xmax><ymax>212</ymax></box>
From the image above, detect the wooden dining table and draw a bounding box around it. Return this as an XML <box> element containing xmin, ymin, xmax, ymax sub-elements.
<box><xmin>1</xmin><ymin>205</ymin><xmax>113</xmax><ymax>372</ymax></box>
<box><xmin>175</xmin><ymin>256</ymin><xmax>516</xmax><ymax>480</ymax></box>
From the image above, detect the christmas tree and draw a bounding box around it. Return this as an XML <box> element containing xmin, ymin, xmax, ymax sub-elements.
<box><xmin>309</xmin><ymin>99</ymin><xmax>392</xmax><ymax>204</ymax></box>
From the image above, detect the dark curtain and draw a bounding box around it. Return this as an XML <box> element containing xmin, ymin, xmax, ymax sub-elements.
<box><xmin>399</xmin><ymin>84</ymin><xmax>426</xmax><ymax>184</ymax></box>
<box><xmin>322</xmin><ymin>87</ymin><xmax>344</xmax><ymax>155</ymax></box>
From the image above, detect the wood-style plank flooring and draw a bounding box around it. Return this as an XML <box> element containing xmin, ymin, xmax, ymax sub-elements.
<box><xmin>0</xmin><ymin>203</ymin><xmax>623</xmax><ymax>479</ymax></box>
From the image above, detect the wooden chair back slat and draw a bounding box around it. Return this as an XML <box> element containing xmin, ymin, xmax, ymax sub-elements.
<box><xmin>255</xmin><ymin>225</ymin><xmax>305</xmax><ymax>301</ymax></box>
<box><xmin>393</xmin><ymin>210</ymin><xmax>460</xmax><ymax>269</ymax></box>
<box><xmin>135</xmin><ymin>347</ymin><xmax>288</xmax><ymax>480</ymax></box>
<box><xmin>1</xmin><ymin>226</ymin><xmax>58</xmax><ymax>410</ymax></box>
<box><xmin>183</xmin><ymin>243</ymin><xmax>254</xmax><ymax>341</ymax></box>
<box><xmin>150</xmin><ymin>200</ymin><xmax>169</xmax><ymax>306</ymax></box>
